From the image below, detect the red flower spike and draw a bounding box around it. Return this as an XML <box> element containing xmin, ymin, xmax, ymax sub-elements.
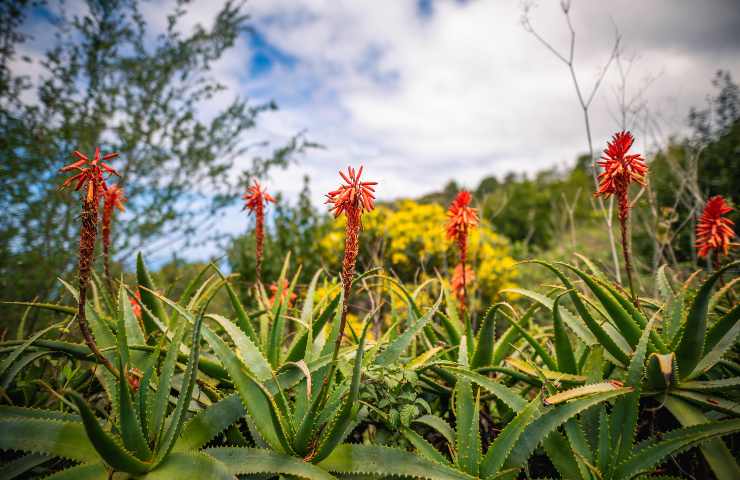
<box><xmin>325</xmin><ymin>165</ymin><xmax>377</xmax><ymax>220</ymax></box>
<box><xmin>594</xmin><ymin>131</ymin><xmax>648</xmax><ymax>204</ymax></box>
<box><xmin>446</xmin><ymin>190</ymin><xmax>479</xmax><ymax>312</ymax></box>
<box><xmin>268</xmin><ymin>279</ymin><xmax>297</xmax><ymax>307</ymax></box>
<box><xmin>696</xmin><ymin>195</ymin><xmax>736</xmax><ymax>258</ymax></box>
<box><xmin>451</xmin><ymin>263</ymin><xmax>475</xmax><ymax>307</ymax></box>
<box><xmin>594</xmin><ymin>131</ymin><xmax>648</xmax><ymax>306</ymax></box>
<box><xmin>59</xmin><ymin>148</ymin><xmax>121</xmax><ymax>378</ymax></box>
<box><xmin>242</xmin><ymin>180</ymin><xmax>276</xmax><ymax>214</ymax></box>
<box><xmin>102</xmin><ymin>184</ymin><xmax>127</xmax><ymax>289</ymax></box>
<box><xmin>326</xmin><ymin>165</ymin><xmax>377</xmax><ymax>354</ymax></box>
<box><xmin>59</xmin><ymin>147</ymin><xmax>120</xmax><ymax>197</ymax></box>
<box><xmin>242</xmin><ymin>180</ymin><xmax>275</xmax><ymax>282</ymax></box>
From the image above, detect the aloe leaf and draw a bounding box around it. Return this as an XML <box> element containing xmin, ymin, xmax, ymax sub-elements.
<box><xmin>207</xmin><ymin>313</ymin><xmax>272</xmax><ymax>380</ymax></box>
<box><xmin>153</xmin><ymin>306</ymin><xmax>206</xmax><ymax>466</ymax></box>
<box><xmin>268</xmin><ymin>301</ymin><xmax>285</xmax><ymax>368</ymax></box>
<box><xmin>118</xmin><ymin>355</ymin><xmax>152</xmax><ymax>460</ymax></box>
<box><xmin>202</xmin><ymin>317</ymin><xmax>291</xmax><ymax>453</ymax></box>
<box><xmin>502</xmin><ymin>287</ymin><xmax>596</xmax><ymax>345</ymax></box>
<box><xmin>676</xmin><ymin>262</ymin><xmax>738</xmax><ymax>378</ymax></box>
<box><xmin>527</xmin><ymin>261</ymin><xmax>629</xmax><ymax>365</ymax></box>
<box><xmin>287</xmin><ymin>292</ymin><xmax>341</xmax><ymax>363</ymax></box>
<box><xmin>375</xmin><ymin>292</ymin><xmax>442</xmax><ymax>366</ymax></box>
<box><xmin>454</xmin><ymin>375</ymin><xmax>480</xmax><ymax>476</ymax></box>
<box><xmin>67</xmin><ymin>391</ymin><xmax>151</xmax><ymax>474</ymax></box>
<box><xmin>507</xmin><ymin>388</ymin><xmax>631</xmax><ymax>467</ymax></box>
<box><xmin>615</xmin><ymin>417</ymin><xmax>740</xmax><ymax>480</ymax></box>
<box><xmin>401</xmin><ymin>426</ymin><xmax>451</xmax><ymax>465</ymax></box>
<box><xmin>0</xmin><ymin>300</ymin><xmax>76</xmax><ymax>316</ymax></box>
<box><xmin>0</xmin><ymin>453</ymin><xmax>51</xmax><ymax>480</ymax></box>
<box><xmin>500</xmin><ymin>311</ymin><xmax>557</xmax><ymax>370</ymax></box>
<box><xmin>0</xmin><ymin>321</ymin><xmax>62</xmax><ymax>381</ymax></box>
<box><xmin>413</xmin><ymin>414</ymin><xmax>456</xmax><ymax>445</ymax></box>
<box><xmin>136</xmin><ymin>252</ymin><xmax>169</xmax><ymax>332</ymax></box>
<box><xmin>663</xmin><ymin>395</ymin><xmax>740</xmax><ymax>480</ymax></box>
<box><xmin>541</xmin><ymin>431</ymin><xmax>583</xmax><ymax>480</ymax></box>
<box><xmin>289</xmin><ymin>269</ymin><xmax>323</xmax><ymax>359</ymax></box>
<box><xmin>444</xmin><ymin>367</ymin><xmax>526</xmax><ymax>412</ymax></box>
<box><xmin>562</xmin><ymin>418</ymin><xmax>593</xmax><ymax>480</ymax></box>
<box><xmin>137</xmin><ymin>339</ymin><xmax>161</xmax><ymax>441</ymax></box>
<box><xmin>169</xmin><ymin>393</ymin><xmax>244</xmax><ymax>452</ymax></box>
<box><xmin>1</xmin><ymin>351</ymin><xmax>53</xmax><ymax>389</ymax></box>
<box><xmin>470</xmin><ymin>304</ymin><xmax>499</xmax><ymax>369</ymax></box>
<box><xmin>690</xmin><ymin>304</ymin><xmax>740</xmax><ymax>379</ymax></box>
<box><xmin>678</xmin><ymin>377</ymin><xmax>740</xmax><ymax>391</ymax></box>
<box><xmin>144</xmin><ymin>452</ymin><xmax>233</xmax><ymax>480</ymax></box>
<box><xmin>313</xmin><ymin>320</ymin><xmax>371</xmax><ymax>462</ymax></box>
<box><xmin>42</xmin><ymin>462</ymin><xmax>107</xmax><ymax>480</ymax></box>
<box><xmin>206</xmin><ymin>447</ymin><xmax>336</xmax><ymax>479</ymax></box>
<box><xmin>612</xmin><ymin>315</ymin><xmax>655</xmax><ymax>465</ymax></box>
<box><xmin>552</xmin><ymin>292</ymin><xmax>578</xmax><ymax>374</ymax></box>
<box><xmin>558</xmin><ymin>263</ymin><xmax>643</xmax><ymax>349</ymax></box>
<box><xmin>152</xmin><ymin>315</ymin><xmax>187</xmax><ymax>443</ymax></box>
<box><xmin>505</xmin><ymin>358</ymin><xmax>585</xmax><ymax>384</ymax></box>
<box><xmin>480</xmin><ymin>394</ymin><xmax>542</xmax><ymax>477</ymax></box>
<box><xmin>706</xmin><ymin>302</ymin><xmax>740</xmax><ymax>353</ymax></box>
<box><xmin>544</xmin><ymin>381</ymin><xmax>625</xmax><ymax>405</ymax></box>
<box><xmin>671</xmin><ymin>390</ymin><xmax>740</xmax><ymax>416</ymax></box>
<box><xmin>0</xmin><ymin>416</ymin><xmax>96</xmax><ymax>463</ymax></box>
<box><xmin>319</xmin><ymin>444</ymin><xmax>474</xmax><ymax>480</ymax></box>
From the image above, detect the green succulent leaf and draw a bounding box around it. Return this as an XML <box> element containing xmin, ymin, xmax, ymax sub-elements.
<box><xmin>174</xmin><ymin>394</ymin><xmax>246</xmax><ymax>452</ymax></box>
<box><xmin>137</xmin><ymin>252</ymin><xmax>170</xmax><ymax>333</ymax></box>
<box><xmin>0</xmin><ymin>415</ymin><xmax>96</xmax><ymax>463</ymax></box>
<box><xmin>319</xmin><ymin>444</ymin><xmax>474</xmax><ymax>480</ymax></box>
<box><xmin>676</xmin><ymin>262</ymin><xmax>738</xmax><ymax>378</ymax></box>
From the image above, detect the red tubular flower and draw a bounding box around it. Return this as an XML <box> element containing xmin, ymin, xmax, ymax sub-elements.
<box><xmin>594</xmin><ymin>131</ymin><xmax>648</xmax><ymax>219</ymax></box>
<box><xmin>594</xmin><ymin>131</ymin><xmax>647</xmax><ymax>305</ymax></box>
<box><xmin>451</xmin><ymin>264</ymin><xmax>475</xmax><ymax>307</ymax></box>
<box><xmin>446</xmin><ymin>190</ymin><xmax>479</xmax><ymax>311</ymax></box>
<box><xmin>59</xmin><ymin>147</ymin><xmax>120</xmax><ymax>377</ymax></box>
<box><xmin>326</xmin><ymin>165</ymin><xmax>376</xmax><ymax>352</ymax></box>
<box><xmin>696</xmin><ymin>195</ymin><xmax>735</xmax><ymax>259</ymax></box>
<box><xmin>243</xmin><ymin>180</ymin><xmax>275</xmax><ymax>283</ymax></box>
<box><xmin>102</xmin><ymin>184</ymin><xmax>126</xmax><ymax>290</ymax></box>
<box><xmin>130</xmin><ymin>290</ymin><xmax>142</xmax><ymax>319</ymax></box>
<box><xmin>268</xmin><ymin>279</ymin><xmax>297</xmax><ymax>307</ymax></box>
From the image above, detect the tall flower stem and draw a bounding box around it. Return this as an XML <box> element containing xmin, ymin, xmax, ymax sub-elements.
<box><xmin>101</xmin><ymin>185</ymin><xmax>125</xmax><ymax>293</ymax></box>
<box><xmin>78</xmin><ymin>189</ymin><xmax>118</xmax><ymax>377</ymax></box>
<box><xmin>594</xmin><ymin>131</ymin><xmax>647</xmax><ymax>307</ymax></box>
<box><xmin>334</xmin><ymin>205</ymin><xmax>361</xmax><ymax>361</ymax></box>
<box><xmin>243</xmin><ymin>180</ymin><xmax>275</xmax><ymax>285</ymax></box>
<box><xmin>618</xmin><ymin>191</ymin><xmax>637</xmax><ymax>305</ymax></box>
<box><xmin>254</xmin><ymin>201</ymin><xmax>265</xmax><ymax>282</ymax></box>
<box><xmin>60</xmin><ymin>148</ymin><xmax>121</xmax><ymax>378</ymax></box>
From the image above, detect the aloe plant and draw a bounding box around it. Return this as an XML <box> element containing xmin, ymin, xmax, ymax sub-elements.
<box><xmin>511</xmin><ymin>258</ymin><xmax>740</xmax><ymax>478</ymax></box>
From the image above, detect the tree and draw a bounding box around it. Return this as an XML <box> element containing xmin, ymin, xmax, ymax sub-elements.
<box><xmin>0</xmin><ymin>0</ymin><xmax>305</xmax><ymax>309</ymax></box>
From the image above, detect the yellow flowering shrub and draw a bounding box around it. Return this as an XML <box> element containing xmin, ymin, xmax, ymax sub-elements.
<box><xmin>319</xmin><ymin>199</ymin><xmax>517</xmax><ymax>303</ymax></box>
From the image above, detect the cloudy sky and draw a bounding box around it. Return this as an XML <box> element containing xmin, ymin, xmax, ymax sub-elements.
<box><xmin>236</xmin><ymin>0</ymin><xmax>740</xmax><ymax>203</ymax></box>
<box><xmin>18</xmin><ymin>0</ymin><xmax>740</xmax><ymax>260</ymax></box>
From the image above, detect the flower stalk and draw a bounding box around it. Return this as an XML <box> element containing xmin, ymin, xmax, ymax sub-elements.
<box><xmin>326</xmin><ymin>165</ymin><xmax>376</xmax><ymax>360</ymax></box>
<box><xmin>101</xmin><ymin>184</ymin><xmax>126</xmax><ymax>292</ymax></box>
<box><xmin>60</xmin><ymin>148</ymin><xmax>121</xmax><ymax>377</ymax></box>
<box><xmin>446</xmin><ymin>190</ymin><xmax>479</xmax><ymax>313</ymax></box>
<box><xmin>594</xmin><ymin>131</ymin><xmax>647</xmax><ymax>306</ymax></box>
<box><xmin>243</xmin><ymin>180</ymin><xmax>275</xmax><ymax>283</ymax></box>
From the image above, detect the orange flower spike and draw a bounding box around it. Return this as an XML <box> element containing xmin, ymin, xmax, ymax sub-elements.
<box><xmin>326</xmin><ymin>165</ymin><xmax>376</xmax><ymax>355</ymax></box>
<box><xmin>242</xmin><ymin>180</ymin><xmax>275</xmax><ymax>283</ymax></box>
<box><xmin>451</xmin><ymin>264</ymin><xmax>475</xmax><ymax>306</ymax></box>
<box><xmin>594</xmin><ymin>131</ymin><xmax>648</xmax><ymax>211</ymax></box>
<box><xmin>102</xmin><ymin>184</ymin><xmax>127</xmax><ymax>290</ymax></box>
<box><xmin>446</xmin><ymin>190</ymin><xmax>478</xmax><ymax>312</ymax></box>
<box><xmin>696</xmin><ymin>195</ymin><xmax>736</xmax><ymax>258</ymax></box>
<box><xmin>594</xmin><ymin>131</ymin><xmax>647</xmax><ymax>305</ymax></box>
<box><xmin>59</xmin><ymin>147</ymin><xmax>121</xmax><ymax>378</ymax></box>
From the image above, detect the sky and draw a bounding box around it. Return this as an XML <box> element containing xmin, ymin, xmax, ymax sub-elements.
<box><xmin>16</xmin><ymin>0</ymin><xmax>740</xmax><ymax>261</ymax></box>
